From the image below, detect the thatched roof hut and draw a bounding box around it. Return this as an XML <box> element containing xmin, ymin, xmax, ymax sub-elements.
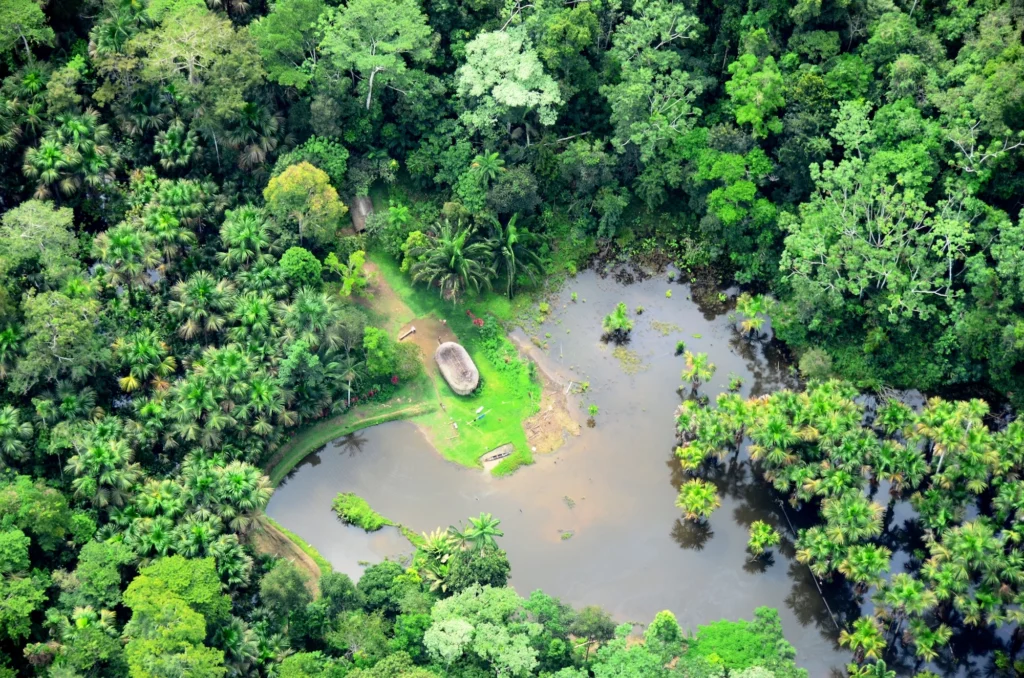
<box><xmin>349</xmin><ymin>195</ymin><xmax>374</xmax><ymax>232</ymax></box>
<box><xmin>434</xmin><ymin>342</ymin><xmax>479</xmax><ymax>395</ymax></box>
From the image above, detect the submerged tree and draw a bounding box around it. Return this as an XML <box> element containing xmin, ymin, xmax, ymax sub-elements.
<box><xmin>675</xmin><ymin>479</ymin><xmax>720</xmax><ymax>522</ymax></box>
<box><xmin>746</xmin><ymin>521</ymin><xmax>780</xmax><ymax>557</ymax></box>
<box><xmin>601</xmin><ymin>302</ymin><xmax>633</xmax><ymax>343</ymax></box>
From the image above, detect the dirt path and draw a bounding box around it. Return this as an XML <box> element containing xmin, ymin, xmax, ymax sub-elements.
<box><xmin>249</xmin><ymin>516</ymin><xmax>321</xmax><ymax>597</ymax></box>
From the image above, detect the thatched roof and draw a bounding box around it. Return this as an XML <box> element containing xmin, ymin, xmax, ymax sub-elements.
<box><xmin>349</xmin><ymin>195</ymin><xmax>374</xmax><ymax>232</ymax></box>
<box><xmin>434</xmin><ymin>342</ymin><xmax>479</xmax><ymax>395</ymax></box>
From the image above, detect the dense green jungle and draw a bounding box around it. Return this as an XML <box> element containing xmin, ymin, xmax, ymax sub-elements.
<box><xmin>0</xmin><ymin>0</ymin><xmax>1023</xmax><ymax>675</ymax></box>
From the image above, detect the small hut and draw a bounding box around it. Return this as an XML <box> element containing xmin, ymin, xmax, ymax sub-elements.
<box><xmin>349</xmin><ymin>195</ymin><xmax>374</xmax><ymax>233</ymax></box>
<box><xmin>434</xmin><ymin>342</ymin><xmax>480</xmax><ymax>395</ymax></box>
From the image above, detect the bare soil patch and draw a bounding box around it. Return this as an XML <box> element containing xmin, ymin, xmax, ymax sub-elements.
<box><xmin>398</xmin><ymin>316</ymin><xmax>457</xmax><ymax>376</ymax></box>
<box><xmin>510</xmin><ymin>335</ymin><xmax>581</xmax><ymax>454</ymax></box>
<box><xmin>359</xmin><ymin>261</ymin><xmax>412</xmax><ymax>328</ymax></box>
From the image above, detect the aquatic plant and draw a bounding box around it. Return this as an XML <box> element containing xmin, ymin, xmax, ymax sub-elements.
<box><xmin>601</xmin><ymin>302</ymin><xmax>633</xmax><ymax>343</ymax></box>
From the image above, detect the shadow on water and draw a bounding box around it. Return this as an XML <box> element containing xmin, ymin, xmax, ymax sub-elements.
<box><xmin>268</xmin><ymin>269</ymin><xmax>1003</xmax><ymax>677</ymax></box>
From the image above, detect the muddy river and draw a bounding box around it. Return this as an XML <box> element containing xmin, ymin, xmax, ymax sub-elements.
<box><xmin>268</xmin><ymin>270</ymin><xmax>996</xmax><ymax>676</ymax></box>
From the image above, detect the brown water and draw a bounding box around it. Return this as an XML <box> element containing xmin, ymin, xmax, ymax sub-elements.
<box><xmin>267</xmin><ymin>270</ymin><xmax>995</xmax><ymax>676</ymax></box>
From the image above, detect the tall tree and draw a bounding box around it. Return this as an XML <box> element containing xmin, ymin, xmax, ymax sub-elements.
<box><xmin>318</xmin><ymin>0</ymin><xmax>433</xmax><ymax>110</ymax></box>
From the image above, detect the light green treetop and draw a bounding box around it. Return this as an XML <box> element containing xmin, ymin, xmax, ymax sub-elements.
<box><xmin>319</xmin><ymin>0</ymin><xmax>433</xmax><ymax>110</ymax></box>
<box><xmin>457</xmin><ymin>27</ymin><xmax>561</xmax><ymax>138</ymax></box>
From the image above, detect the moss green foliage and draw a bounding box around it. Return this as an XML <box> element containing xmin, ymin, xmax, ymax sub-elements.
<box><xmin>332</xmin><ymin>492</ymin><xmax>395</xmax><ymax>531</ymax></box>
<box><xmin>686</xmin><ymin>608</ymin><xmax>806</xmax><ymax>678</ymax></box>
<box><xmin>280</xmin><ymin>246</ymin><xmax>323</xmax><ymax>287</ymax></box>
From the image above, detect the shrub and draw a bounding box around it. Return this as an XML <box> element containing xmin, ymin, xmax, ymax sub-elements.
<box><xmin>332</xmin><ymin>493</ymin><xmax>393</xmax><ymax>531</ymax></box>
<box><xmin>280</xmin><ymin>247</ymin><xmax>322</xmax><ymax>287</ymax></box>
<box><xmin>363</xmin><ymin>327</ymin><xmax>399</xmax><ymax>379</ymax></box>
<box><xmin>798</xmin><ymin>348</ymin><xmax>833</xmax><ymax>381</ymax></box>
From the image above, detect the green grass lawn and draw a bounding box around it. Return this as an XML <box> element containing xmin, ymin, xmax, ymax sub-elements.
<box><xmin>370</xmin><ymin>253</ymin><xmax>542</xmax><ymax>475</ymax></box>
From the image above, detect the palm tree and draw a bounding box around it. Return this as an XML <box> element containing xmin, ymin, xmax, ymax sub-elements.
<box><xmin>409</xmin><ymin>219</ymin><xmax>496</xmax><ymax>303</ymax></box>
<box><xmin>0</xmin><ymin>405</ymin><xmax>33</xmax><ymax>468</ymax></box>
<box><xmin>135</xmin><ymin>478</ymin><xmax>185</xmax><ymax>519</ymax></box>
<box><xmin>735</xmin><ymin>293</ymin><xmax>772</xmax><ymax>337</ymax></box>
<box><xmin>93</xmin><ymin>222</ymin><xmax>161</xmax><ymax>295</ymax></box>
<box><xmin>874</xmin><ymin>573</ymin><xmax>937</xmax><ymax>638</ymax></box>
<box><xmin>0</xmin><ymin>326</ymin><xmax>20</xmax><ymax>381</ymax></box>
<box><xmin>129</xmin><ymin>515</ymin><xmax>175</xmax><ymax>557</ymax></box>
<box><xmin>681</xmin><ymin>351</ymin><xmax>716</xmax><ymax>389</ymax></box>
<box><xmin>112</xmin><ymin>329</ymin><xmax>177</xmax><ymax>392</ymax></box>
<box><xmin>839</xmin><ymin>616</ymin><xmax>886</xmax><ymax>662</ymax></box>
<box><xmin>226</xmin><ymin>102</ymin><xmax>282</xmax><ymax>170</ymax></box>
<box><xmin>470</xmin><ymin>152</ymin><xmax>505</xmax><ymax>185</ymax></box>
<box><xmin>215</xmin><ymin>461</ymin><xmax>272</xmax><ymax>535</ymax></box>
<box><xmin>874</xmin><ymin>398</ymin><xmax>913</xmax><ymax>436</ymax></box>
<box><xmin>218</xmin><ymin>206</ymin><xmax>274</xmax><ymax>270</ymax></box>
<box><xmin>338</xmin><ymin>355</ymin><xmax>366</xmax><ymax>408</ymax></box>
<box><xmin>464</xmin><ymin>512</ymin><xmax>504</xmax><ymax>552</ymax></box>
<box><xmin>795</xmin><ymin>525</ymin><xmax>842</xmax><ymax>579</ymax></box>
<box><xmin>173</xmin><ymin>510</ymin><xmax>222</xmax><ymax>557</ymax></box>
<box><xmin>748</xmin><ymin>412</ymin><xmax>799</xmax><ymax>471</ymax></box>
<box><xmin>228</xmin><ymin>292</ymin><xmax>279</xmax><ymax>345</ymax></box>
<box><xmin>675</xmin><ymin>479</ymin><xmax>720</xmax><ymax>522</ymax></box>
<box><xmin>821</xmin><ymin>492</ymin><xmax>884</xmax><ymax>546</ymax></box>
<box><xmin>488</xmin><ymin>213</ymin><xmax>542</xmax><ymax>298</ymax></box>
<box><xmin>143</xmin><ymin>205</ymin><xmax>195</xmax><ymax>270</ymax></box>
<box><xmin>846</xmin><ymin>659</ymin><xmax>896</xmax><ymax>678</ymax></box>
<box><xmin>213</xmin><ymin>616</ymin><xmax>260</xmax><ymax>678</ymax></box>
<box><xmin>419</xmin><ymin>527</ymin><xmax>455</xmax><ymax>560</ymax></box>
<box><xmin>839</xmin><ymin>544</ymin><xmax>892</xmax><ymax>592</ymax></box>
<box><xmin>154</xmin><ymin>119</ymin><xmax>200</xmax><ymax>171</ymax></box>
<box><xmin>210</xmin><ymin>534</ymin><xmax>255</xmax><ymax>588</ymax></box>
<box><xmin>905</xmin><ymin>618</ymin><xmax>952</xmax><ymax>662</ymax></box>
<box><xmin>279</xmin><ymin>288</ymin><xmax>342</xmax><ymax>351</ymax></box>
<box><xmin>66</xmin><ymin>437</ymin><xmax>143</xmax><ymax>509</ymax></box>
<box><xmin>747</xmin><ymin>520</ymin><xmax>780</xmax><ymax>556</ymax></box>
<box><xmin>22</xmin><ymin>137</ymin><xmax>77</xmax><ymax>198</ymax></box>
<box><xmin>169</xmin><ymin>272</ymin><xmax>236</xmax><ymax>339</ymax></box>
<box><xmin>602</xmin><ymin>302</ymin><xmax>633</xmax><ymax>342</ymax></box>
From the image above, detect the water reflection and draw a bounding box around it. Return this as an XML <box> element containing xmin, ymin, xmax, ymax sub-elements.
<box><xmin>672</xmin><ymin>519</ymin><xmax>714</xmax><ymax>551</ymax></box>
<box><xmin>268</xmin><ymin>270</ymin><xmax>931</xmax><ymax>676</ymax></box>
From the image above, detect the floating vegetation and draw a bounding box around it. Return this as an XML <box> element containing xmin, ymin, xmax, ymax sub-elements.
<box><xmin>559</xmin><ymin>530</ymin><xmax>575</xmax><ymax>541</ymax></box>
<box><xmin>612</xmin><ymin>346</ymin><xmax>648</xmax><ymax>375</ymax></box>
<box><xmin>564</xmin><ymin>496</ymin><xmax>576</xmax><ymax>509</ymax></box>
<box><xmin>651</xmin><ymin>320</ymin><xmax>682</xmax><ymax>336</ymax></box>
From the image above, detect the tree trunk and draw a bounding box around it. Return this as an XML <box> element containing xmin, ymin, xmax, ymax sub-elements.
<box><xmin>365</xmin><ymin>68</ymin><xmax>381</xmax><ymax>110</ymax></box>
<box><xmin>20</xmin><ymin>30</ymin><xmax>32</xmax><ymax>62</ymax></box>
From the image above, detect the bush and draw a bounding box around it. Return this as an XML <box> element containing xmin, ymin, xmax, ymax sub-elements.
<box><xmin>332</xmin><ymin>493</ymin><xmax>393</xmax><ymax>531</ymax></box>
<box><xmin>395</xmin><ymin>342</ymin><xmax>422</xmax><ymax>381</ymax></box>
<box><xmin>280</xmin><ymin>247</ymin><xmax>322</xmax><ymax>288</ymax></box>
<box><xmin>363</xmin><ymin>327</ymin><xmax>399</xmax><ymax>378</ymax></box>
<box><xmin>445</xmin><ymin>549</ymin><xmax>511</xmax><ymax>592</ymax></box>
<box><xmin>798</xmin><ymin>348</ymin><xmax>833</xmax><ymax>381</ymax></box>
<box><xmin>684</xmin><ymin>607</ymin><xmax>807</xmax><ymax>678</ymax></box>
